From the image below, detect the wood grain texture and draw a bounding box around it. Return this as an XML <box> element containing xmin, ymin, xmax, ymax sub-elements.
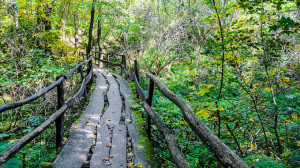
<box><xmin>142</xmin><ymin>101</ymin><xmax>191</xmax><ymax>168</ymax></box>
<box><xmin>110</xmin><ymin>125</ymin><xmax>127</xmax><ymax>168</ymax></box>
<box><xmin>90</xmin><ymin>125</ymin><xmax>111</xmax><ymax>168</ymax></box>
<box><xmin>99</xmin><ymin>71</ymin><xmax>122</xmax><ymax>126</ymax></box>
<box><xmin>146</xmin><ymin>72</ymin><xmax>249</xmax><ymax>168</ymax></box>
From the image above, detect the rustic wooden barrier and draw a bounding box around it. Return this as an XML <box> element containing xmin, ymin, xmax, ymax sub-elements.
<box><xmin>114</xmin><ymin>57</ymin><xmax>249</xmax><ymax>167</ymax></box>
<box><xmin>0</xmin><ymin>56</ymin><xmax>94</xmax><ymax>166</ymax></box>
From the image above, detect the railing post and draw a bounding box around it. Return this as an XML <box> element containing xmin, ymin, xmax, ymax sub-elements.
<box><xmin>123</xmin><ymin>55</ymin><xmax>127</xmax><ymax>79</ymax></box>
<box><xmin>89</xmin><ymin>59</ymin><xmax>94</xmax><ymax>85</ymax></box>
<box><xmin>55</xmin><ymin>76</ymin><xmax>64</xmax><ymax>151</ymax></box>
<box><xmin>107</xmin><ymin>55</ymin><xmax>109</xmax><ymax>69</ymax></box>
<box><xmin>79</xmin><ymin>65</ymin><xmax>88</xmax><ymax>101</ymax></box>
<box><xmin>121</xmin><ymin>55</ymin><xmax>124</xmax><ymax>75</ymax></box>
<box><xmin>134</xmin><ymin>60</ymin><xmax>140</xmax><ymax>100</ymax></box>
<box><xmin>147</xmin><ymin>72</ymin><xmax>155</xmax><ymax>141</ymax></box>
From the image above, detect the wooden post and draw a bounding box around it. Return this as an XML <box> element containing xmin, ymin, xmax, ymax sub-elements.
<box><xmin>122</xmin><ymin>55</ymin><xmax>127</xmax><ymax>79</ymax></box>
<box><xmin>123</xmin><ymin>55</ymin><xmax>127</xmax><ymax>70</ymax></box>
<box><xmin>79</xmin><ymin>66</ymin><xmax>88</xmax><ymax>100</ymax></box>
<box><xmin>121</xmin><ymin>55</ymin><xmax>124</xmax><ymax>75</ymax></box>
<box><xmin>89</xmin><ymin>59</ymin><xmax>94</xmax><ymax>85</ymax></box>
<box><xmin>146</xmin><ymin>72</ymin><xmax>155</xmax><ymax>141</ymax></box>
<box><xmin>107</xmin><ymin>55</ymin><xmax>109</xmax><ymax>69</ymax></box>
<box><xmin>55</xmin><ymin>76</ymin><xmax>64</xmax><ymax>151</ymax></box>
<box><xmin>134</xmin><ymin>60</ymin><xmax>139</xmax><ymax>100</ymax></box>
<box><xmin>98</xmin><ymin>52</ymin><xmax>101</xmax><ymax>67</ymax></box>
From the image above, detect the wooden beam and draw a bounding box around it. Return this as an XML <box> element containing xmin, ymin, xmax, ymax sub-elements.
<box><xmin>146</xmin><ymin>72</ymin><xmax>249</xmax><ymax>168</ymax></box>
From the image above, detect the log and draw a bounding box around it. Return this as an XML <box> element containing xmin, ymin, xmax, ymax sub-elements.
<box><xmin>94</xmin><ymin>58</ymin><xmax>122</xmax><ymax>67</ymax></box>
<box><xmin>0</xmin><ymin>77</ymin><xmax>64</xmax><ymax>113</ymax></box>
<box><xmin>142</xmin><ymin>101</ymin><xmax>191</xmax><ymax>168</ymax></box>
<box><xmin>0</xmin><ymin>56</ymin><xmax>93</xmax><ymax>113</ymax></box>
<box><xmin>0</xmin><ymin>105</ymin><xmax>68</xmax><ymax>167</ymax></box>
<box><xmin>134</xmin><ymin>75</ymin><xmax>147</xmax><ymax>101</ymax></box>
<box><xmin>146</xmin><ymin>73</ymin><xmax>249</xmax><ymax>168</ymax></box>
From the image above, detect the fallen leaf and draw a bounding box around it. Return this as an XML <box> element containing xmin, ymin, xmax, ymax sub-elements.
<box><xmin>127</xmin><ymin>152</ymin><xmax>134</xmax><ymax>157</ymax></box>
<box><xmin>86</xmin><ymin>122</ymin><xmax>96</xmax><ymax>126</ymax></box>
<box><xmin>102</xmin><ymin>157</ymin><xmax>110</xmax><ymax>160</ymax></box>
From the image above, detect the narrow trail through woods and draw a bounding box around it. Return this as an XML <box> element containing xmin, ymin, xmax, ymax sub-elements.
<box><xmin>54</xmin><ymin>67</ymin><xmax>150</xmax><ymax>168</ymax></box>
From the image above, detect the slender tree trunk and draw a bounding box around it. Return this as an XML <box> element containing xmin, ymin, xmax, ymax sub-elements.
<box><xmin>86</xmin><ymin>0</ymin><xmax>96</xmax><ymax>59</ymax></box>
<box><xmin>12</xmin><ymin>4</ymin><xmax>24</xmax><ymax>65</ymax></box>
<box><xmin>97</xmin><ymin>18</ymin><xmax>103</xmax><ymax>68</ymax></box>
<box><xmin>265</xmin><ymin>65</ymin><xmax>283</xmax><ymax>154</ymax></box>
<box><xmin>74</xmin><ymin>12</ymin><xmax>79</xmax><ymax>53</ymax></box>
<box><xmin>44</xmin><ymin>3</ymin><xmax>52</xmax><ymax>55</ymax></box>
<box><xmin>212</xmin><ymin>0</ymin><xmax>225</xmax><ymax>138</ymax></box>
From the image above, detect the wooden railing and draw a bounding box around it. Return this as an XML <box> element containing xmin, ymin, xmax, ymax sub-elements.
<box><xmin>0</xmin><ymin>56</ymin><xmax>94</xmax><ymax>166</ymax></box>
<box><xmin>96</xmin><ymin>56</ymin><xmax>250</xmax><ymax>168</ymax></box>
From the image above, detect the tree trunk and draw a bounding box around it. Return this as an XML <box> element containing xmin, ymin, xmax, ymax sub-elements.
<box><xmin>44</xmin><ymin>3</ymin><xmax>52</xmax><ymax>55</ymax></box>
<box><xmin>74</xmin><ymin>12</ymin><xmax>79</xmax><ymax>53</ymax></box>
<box><xmin>12</xmin><ymin>4</ymin><xmax>24</xmax><ymax>64</ymax></box>
<box><xmin>86</xmin><ymin>0</ymin><xmax>96</xmax><ymax>59</ymax></box>
<box><xmin>97</xmin><ymin>17</ymin><xmax>103</xmax><ymax>68</ymax></box>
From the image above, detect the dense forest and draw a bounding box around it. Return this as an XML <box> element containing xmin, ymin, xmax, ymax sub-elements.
<box><xmin>0</xmin><ymin>0</ymin><xmax>299</xmax><ymax>167</ymax></box>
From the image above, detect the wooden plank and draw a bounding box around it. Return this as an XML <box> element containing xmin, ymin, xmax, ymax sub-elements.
<box><xmin>90</xmin><ymin>125</ymin><xmax>111</xmax><ymax>168</ymax></box>
<box><xmin>86</xmin><ymin>70</ymin><xmax>107</xmax><ymax>125</ymax></box>
<box><xmin>114</xmin><ymin>73</ymin><xmax>152</xmax><ymax>168</ymax></box>
<box><xmin>99</xmin><ymin>71</ymin><xmax>122</xmax><ymax>125</ymax></box>
<box><xmin>54</xmin><ymin>69</ymin><xmax>106</xmax><ymax>168</ymax></box>
<box><xmin>127</xmin><ymin>124</ymin><xmax>152</xmax><ymax>168</ymax></box>
<box><xmin>54</xmin><ymin>125</ymin><xmax>95</xmax><ymax>168</ymax></box>
<box><xmin>77</xmin><ymin>70</ymin><xmax>106</xmax><ymax>127</ymax></box>
<box><xmin>110</xmin><ymin>125</ymin><xmax>127</xmax><ymax>168</ymax></box>
<box><xmin>114</xmin><ymin>74</ymin><xmax>132</xmax><ymax>125</ymax></box>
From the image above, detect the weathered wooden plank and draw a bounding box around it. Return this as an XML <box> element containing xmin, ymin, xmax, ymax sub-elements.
<box><xmin>127</xmin><ymin>124</ymin><xmax>152</xmax><ymax>168</ymax></box>
<box><xmin>90</xmin><ymin>125</ymin><xmax>111</xmax><ymax>168</ymax></box>
<box><xmin>53</xmin><ymin>124</ymin><xmax>95</xmax><ymax>168</ymax></box>
<box><xmin>88</xmin><ymin>70</ymin><xmax>107</xmax><ymax>125</ymax></box>
<box><xmin>99</xmin><ymin>71</ymin><xmax>122</xmax><ymax>125</ymax></box>
<box><xmin>114</xmin><ymin>73</ymin><xmax>152</xmax><ymax>168</ymax></box>
<box><xmin>54</xmin><ymin>69</ymin><xmax>106</xmax><ymax>168</ymax></box>
<box><xmin>113</xmin><ymin>74</ymin><xmax>132</xmax><ymax>125</ymax></box>
<box><xmin>110</xmin><ymin>125</ymin><xmax>127</xmax><ymax>168</ymax></box>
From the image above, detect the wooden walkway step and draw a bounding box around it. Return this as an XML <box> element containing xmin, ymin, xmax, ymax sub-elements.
<box><xmin>54</xmin><ymin>68</ymin><xmax>151</xmax><ymax>168</ymax></box>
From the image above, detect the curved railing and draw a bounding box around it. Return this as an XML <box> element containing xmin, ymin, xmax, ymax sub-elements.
<box><xmin>95</xmin><ymin>55</ymin><xmax>249</xmax><ymax>168</ymax></box>
<box><xmin>0</xmin><ymin>56</ymin><xmax>94</xmax><ymax>166</ymax></box>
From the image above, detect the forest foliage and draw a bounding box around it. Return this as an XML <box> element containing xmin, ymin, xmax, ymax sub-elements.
<box><xmin>0</xmin><ymin>0</ymin><xmax>299</xmax><ymax>167</ymax></box>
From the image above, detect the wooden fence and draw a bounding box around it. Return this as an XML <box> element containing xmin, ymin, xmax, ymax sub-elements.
<box><xmin>95</xmin><ymin>55</ymin><xmax>249</xmax><ymax>168</ymax></box>
<box><xmin>0</xmin><ymin>56</ymin><xmax>94</xmax><ymax>166</ymax></box>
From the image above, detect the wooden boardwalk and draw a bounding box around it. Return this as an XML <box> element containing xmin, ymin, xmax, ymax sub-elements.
<box><xmin>54</xmin><ymin>68</ymin><xmax>150</xmax><ymax>168</ymax></box>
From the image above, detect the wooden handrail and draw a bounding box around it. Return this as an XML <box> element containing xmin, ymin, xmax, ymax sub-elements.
<box><xmin>0</xmin><ymin>56</ymin><xmax>93</xmax><ymax>113</ymax></box>
<box><xmin>142</xmin><ymin>101</ymin><xmax>191</xmax><ymax>168</ymax></box>
<box><xmin>0</xmin><ymin>56</ymin><xmax>94</xmax><ymax>166</ymax></box>
<box><xmin>94</xmin><ymin>57</ymin><xmax>122</xmax><ymax>67</ymax></box>
<box><xmin>101</xmin><ymin>57</ymin><xmax>249</xmax><ymax>167</ymax></box>
<box><xmin>146</xmin><ymin>72</ymin><xmax>249</xmax><ymax>168</ymax></box>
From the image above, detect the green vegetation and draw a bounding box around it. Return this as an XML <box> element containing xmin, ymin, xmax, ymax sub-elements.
<box><xmin>0</xmin><ymin>0</ymin><xmax>299</xmax><ymax>167</ymax></box>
